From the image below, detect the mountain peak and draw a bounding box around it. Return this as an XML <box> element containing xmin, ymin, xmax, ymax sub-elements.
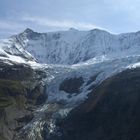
<box><xmin>20</xmin><ymin>28</ymin><xmax>40</xmax><ymax>39</ymax></box>
<box><xmin>69</xmin><ymin>28</ymin><xmax>78</xmax><ymax>31</ymax></box>
<box><xmin>24</xmin><ymin>28</ymin><xmax>34</xmax><ymax>34</ymax></box>
<box><xmin>89</xmin><ymin>28</ymin><xmax>110</xmax><ymax>35</ymax></box>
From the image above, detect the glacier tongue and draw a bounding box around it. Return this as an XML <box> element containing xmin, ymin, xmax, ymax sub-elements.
<box><xmin>16</xmin><ymin>54</ymin><xmax>140</xmax><ymax>140</ymax></box>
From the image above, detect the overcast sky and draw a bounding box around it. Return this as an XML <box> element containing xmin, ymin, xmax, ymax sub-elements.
<box><xmin>0</xmin><ymin>0</ymin><xmax>140</xmax><ymax>38</ymax></box>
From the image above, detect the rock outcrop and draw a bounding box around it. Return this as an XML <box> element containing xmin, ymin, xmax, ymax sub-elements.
<box><xmin>0</xmin><ymin>60</ymin><xmax>47</xmax><ymax>140</ymax></box>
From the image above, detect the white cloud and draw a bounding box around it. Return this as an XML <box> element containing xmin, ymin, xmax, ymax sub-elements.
<box><xmin>0</xmin><ymin>20</ymin><xmax>25</xmax><ymax>31</ymax></box>
<box><xmin>22</xmin><ymin>16</ymin><xmax>105</xmax><ymax>30</ymax></box>
<box><xmin>0</xmin><ymin>20</ymin><xmax>27</xmax><ymax>38</ymax></box>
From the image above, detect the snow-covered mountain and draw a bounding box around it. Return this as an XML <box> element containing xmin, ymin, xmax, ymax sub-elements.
<box><xmin>9</xmin><ymin>28</ymin><xmax>140</xmax><ymax>65</ymax></box>
<box><xmin>1</xmin><ymin>28</ymin><xmax>140</xmax><ymax>140</ymax></box>
<box><xmin>2</xmin><ymin>27</ymin><xmax>140</xmax><ymax>108</ymax></box>
<box><xmin>0</xmin><ymin>37</ymin><xmax>36</xmax><ymax>64</ymax></box>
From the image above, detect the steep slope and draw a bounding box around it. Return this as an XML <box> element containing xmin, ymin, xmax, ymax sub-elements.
<box><xmin>0</xmin><ymin>60</ymin><xmax>47</xmax><ymax>140</ymax></box>
<box><xmin>0</xmin><ymin>37</ymin><xmax>36</xmax><ymax>63</ymax></box>
<box><xmin>11</xmin><ymin>28</ymin><xmax>140</xmax><ymax>64</ymax></box>
<box><xmin>53</xmin><ymin>67</ymin><xmax>140</xmax><ymax>140</ymax></box>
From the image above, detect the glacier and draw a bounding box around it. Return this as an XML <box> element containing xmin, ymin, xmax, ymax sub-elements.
<box><xmin>1</xmin><ymin>28</ymin><xmax>140</xmax><ymax>139</ymax></box>
<box><xmin>2</xmin><ymin>27</ymin><xmax>140</xmax><ymax>105</ymax></box>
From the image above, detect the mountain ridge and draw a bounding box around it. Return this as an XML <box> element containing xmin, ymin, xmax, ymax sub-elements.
<box><xmin>8</xmin><ymin>28</ymin><xmax>140</xmax><ymax>65</ymax></box>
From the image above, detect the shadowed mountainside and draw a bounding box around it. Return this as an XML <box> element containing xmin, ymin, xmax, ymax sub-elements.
<box><xmin>51</xmin><ymin>68</ymin><xmax>140</xmax><ymax>140</ymax></box>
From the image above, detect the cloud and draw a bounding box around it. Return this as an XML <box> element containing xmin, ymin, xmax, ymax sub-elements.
<box><xmin>0</xmin><ymin>20</ymin><xmax>27</xmax><ymax>38</ymax></box>
<box><xmin>22</xmin><ymin>16</ymin><xmax>105</xmax><ymax>30</ymax></box>
<box><xmin>0</xmin><ymin>20</ymin><xmax>25</xmax><ymax>31</ymax></box>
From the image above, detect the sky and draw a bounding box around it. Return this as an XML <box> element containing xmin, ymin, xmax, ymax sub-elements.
<box><xmin>0</xmin><ymin>0</ymin><xmax>140</xmax><ymax>38</ymax></box>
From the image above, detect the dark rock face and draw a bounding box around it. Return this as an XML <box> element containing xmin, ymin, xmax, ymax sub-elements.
<box><xmin>0</xmin><ymin>60</ymin><xmax>34</xmax><ymax>80</ymax></box>
<box><xmin>54</xmin><ymin>68</ymin><xmax>140</xmax><ymax>140</ymax></box>
<box><xmin>21</xmin><ymin>28</ymin><xmax>41</xmax><ymax>40</ymax></box>
<box><xmin>0</xmin><ymin>61</ymin><xmax>47</xmax><ymax>140</ymax></box>
<box><xmin>59</xmin><ymin>77</ymin><xmax>84</xmax><ymax>94</ymax></box>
